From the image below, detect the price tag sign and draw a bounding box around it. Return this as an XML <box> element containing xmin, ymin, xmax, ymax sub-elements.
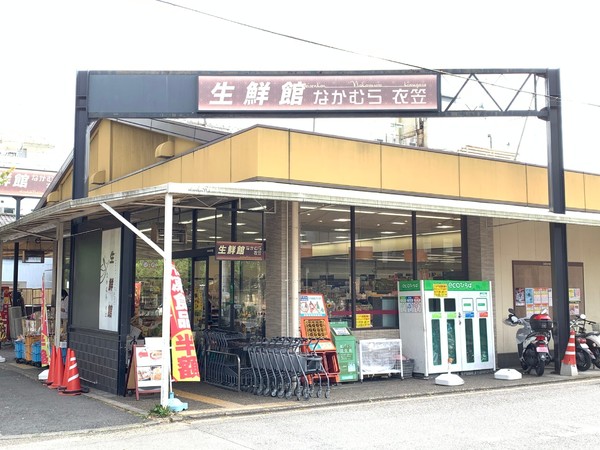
<box><xmin>356</xmin><ymin>313</ymin><xmax>372</xmax><ymax>328</ymax></box>
<box><xmin>433</xmin><ymin>283</ymin><xmax>448</xmax><ymax>298</ymax></box>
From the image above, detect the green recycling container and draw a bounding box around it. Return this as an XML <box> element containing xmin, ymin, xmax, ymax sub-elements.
<box><xmin>330</xmin><ymin>322</ymin><xmax>358</xmax><ymax>382</ymax></box>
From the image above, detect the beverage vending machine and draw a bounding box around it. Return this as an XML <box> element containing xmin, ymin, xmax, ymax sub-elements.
<box><xmin>398</xmin><ymin>280</ymin><xmax>496</xmax><ymax>376</ymax></box>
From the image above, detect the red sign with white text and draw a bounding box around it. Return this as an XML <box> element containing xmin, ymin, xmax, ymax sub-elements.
<box><xmin>215</xmin><ymin>241</ymin><xmax>265</xmax><ymax>261</ymax></box>
<box><xmin>0</xmin><ymin>168</ymin><xmax>56</xmax><ymax>197</ymax></box>
<box><xmin>198</xmin><ymin>74</ymin><xmax>439</xmax><ymax>113</ymax></box>
<box><xmin>169</xmin><ymin>264</ymin><xmax>200</xmax><ymax>382</ymax></box>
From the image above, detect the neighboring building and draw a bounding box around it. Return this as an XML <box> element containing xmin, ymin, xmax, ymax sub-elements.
<box><xmin>1</xmin><ymin>116</ymin><xmax>600</xmax><ymax>395</ymax></box>
<box><xmin>0</xmin><ymin>138</ymin><xmax>59</xmax><ymax>310</ymax></box>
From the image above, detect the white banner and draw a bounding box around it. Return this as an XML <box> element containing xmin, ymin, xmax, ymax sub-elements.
<box><xmin>99</xmin><ymin>228</ymin><xmax>121</xmax><ymax>331</ymax></box>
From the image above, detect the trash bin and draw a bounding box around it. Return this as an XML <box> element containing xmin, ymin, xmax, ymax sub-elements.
<box><xmin>330</xmin><ymin>322</ymin><xmax>358</xmax><ymax>382</ymax></box>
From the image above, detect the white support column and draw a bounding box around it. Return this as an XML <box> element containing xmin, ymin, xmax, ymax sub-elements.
<box><xmin>290</xmin><ymin>201</ymin><xmax>300</xmax><ymax>337</ymax></box>
<box><xmin>54</xmin><ymin>222</ymin><xmax>64</xmax><ymax>347</ymax></box>
<box><xmin>160</xmin><ymin>193</ymin><xmax>173</xmax><ymax>407</ymax></box>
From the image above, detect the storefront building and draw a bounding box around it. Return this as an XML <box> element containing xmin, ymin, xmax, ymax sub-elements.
<box><xmin>3</xmin><ymin>71</ymin><xmax>600</xmax><ymax>396</ymax></box>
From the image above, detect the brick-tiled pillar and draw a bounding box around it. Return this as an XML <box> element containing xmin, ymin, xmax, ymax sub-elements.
<box><xmin>264</xmin><ymin>201</ymin><xmax>299</xmax><ymax>337</ymax></box>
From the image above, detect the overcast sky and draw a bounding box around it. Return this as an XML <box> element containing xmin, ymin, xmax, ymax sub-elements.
<box><xmin>1</xmin><ymin>0</ymin><xmax>599</xmax><ymax>173</ymax></box>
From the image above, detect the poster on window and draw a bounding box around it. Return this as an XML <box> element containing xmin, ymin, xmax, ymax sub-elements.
<box><xmin>99</xmin><ymin>228</ymin><xmax>121</xmax><ymax>331</ymax></box>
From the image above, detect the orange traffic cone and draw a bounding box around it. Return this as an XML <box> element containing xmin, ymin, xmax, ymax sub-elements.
<box><xmin>560</xmin><ymin>329</ymin><xmax>578</xmax><ymax>376</ymax></box>
<box><xmin>58</xmin><ymin>348</ymin><xmax>72</xmax><ymax>391</ymax></box>
<box><xmin>59</xmin><ymin>349</ymin><xmax>84</xmax><ymax>396</ymax></box>
<box><xmin>43</xmin><ymin>346</ymin><xmax>56</xmax><ymax>386</ymax></box>
<box><xmin>49</xmin><ymin>347</ymin><xmax>65</xmax><ymax>389</ymax></box>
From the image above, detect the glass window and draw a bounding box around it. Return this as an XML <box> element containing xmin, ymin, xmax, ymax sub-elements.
<box><xmin>415</xmin><ymin>213</ymin><xmax>463</xmax><ymax>280</ymax></box>
<box><xmin>300</xmin><ymin>203</ymin><xmax>351</xmax><ymax>325</ymax></box>
<box><xmin>354</xmin><ymin>207</ymin><xmax>413</xmax><ymax>328</ymax></box>
<box><xmin>195</xmin><ymin>209</ymin><xmax>227</xmax><ymax>249</ymax></box>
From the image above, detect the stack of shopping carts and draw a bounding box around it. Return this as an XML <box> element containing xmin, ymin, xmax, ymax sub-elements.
<box><xmin>245</xmin><ymin>337</ymin><xmax>331</xmax><ymax>401</ymax></box>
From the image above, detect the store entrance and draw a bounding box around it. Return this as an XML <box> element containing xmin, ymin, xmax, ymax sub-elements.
<box><xmin>220</xmin><ymin>260</ymin><xmax>266</xmax><ymax>337</ymax></box>
<box><xmin>192</xmin><ymin>256</ymin><xmax>220</xmax><ymax>331</ymax></box>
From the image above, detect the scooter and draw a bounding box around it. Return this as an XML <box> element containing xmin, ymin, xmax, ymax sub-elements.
<box><xmin>504</xmin><ymin>308</ymin><xmax>553</xmax><ymax>376</ymax></box>
<box><xmin>571</xmin><ymin>314</ymin><xmax>600</xmax><ymax>370</ymax></box>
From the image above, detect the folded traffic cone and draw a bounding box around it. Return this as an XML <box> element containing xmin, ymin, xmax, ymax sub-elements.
<box><xmin>49</xmin><ymin>347</ymin><xmax>65</xmax><ymax>389</ymax></box>
<box><xmin>43</xmin><ymin>346</ymin><xmax>56</xmax><ymax>386</ymax></box>
<box><xmin>560</xmin><ymin>329</ymin><xmax>578</xmax><ymax>376</ymax></box>
<box><xmin>59</xmin><ymin>349</ymin><xmax>84</xmax><ymax>396</ymax></box>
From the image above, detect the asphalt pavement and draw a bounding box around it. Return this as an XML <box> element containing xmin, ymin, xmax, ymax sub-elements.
<box><xmin>2</xmin><ymin>342</ymin><xmax>600</xmax><ymax>443</ymax></box>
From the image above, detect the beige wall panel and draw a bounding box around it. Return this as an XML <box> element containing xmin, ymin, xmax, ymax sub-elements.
<box><xmin>89</xmin><ymin>130</ymin><xmax>99</xmax><ymax>178</ymax></box>
<box><xmin>231</xmin><ymin>131</ymin><xmax>259</xmax><ymax>182</ymax></box>
<box><xmin>61</xmin><ymin>170</ymin><xmax>73</xmax><ymax>201</ymax></box>
<box><xmin>174</xmin><ymin>138</ymin><xmax>199</xmax><ymax>156</ymax></box>
<box><xmin>289</xmin><ymin>134</ymin><xmax>381</xmax><ymax>188</ymax></box>
<box><xmin>110</xmin><ymin>173</ymin><xmax>144</xmax><ymax>193</ymax></box>
<box><xmin>382</xmin><ymin>147</ymin><xmax>460</xmax><ymax>196</ymax></box>
<box><xmin>525</xmin><ymin>166</ymin><xmax>548</xmax><ymax>206</ymax></box>
<box><xmin>165</xmin><ymin>158</ymin><xmax>182</xmax><ymax>183</ymax></box>
<box><xmin>493</xmin><ymin>220</ymin><xmax>550</xmax><ymax>356</ymax></box>
<box><xmin>565</xmin><ymin>171</ymin><xmax>586</xmax><ymax>210</ymax></box>
<box><xmin>583</xmin><ymin>173</ymin><xmax>600</xmax><ymax>212</ymax></box>
<box><xmin>111</xmin><ymin>123</ymin><xmax>166</xmax><ymax>179</ymax></box>
<box><xmin>97</xmin><ymin>122</ymin><xmax>113</xmax><ymax>180</ymax></box>
<box><xmin>492</xmin><ymin>220</ymin><xmax>600</xmax><ymax>356</ymax></box>
<box><xmin>142</xmin><ymin>164</ymin><xmax>171</xmax><ymax>188</ymax></box>
<box><xmin>256</xmin><ymin>128</ymin><xmax>290</xmax><ymax>180</ymax></box>
<box><xmin>192</xmin><ymin>140</ymin><xmax>232</xmax><ymax>183</ymax></box>
<box><xmin>459</xmin><ymin>158</ymin><xmax>527</xmax><ymax>203</ymax></box>
<box><xmin>88</xmin><ymin>184</ymin><xmax>113</xmax><ymax>198</ymax></box>
<box><xmin>180</xmin><ymin>153</ymin><xmax>196</xmax><ymax>183</ymax></box>
<box><xmin>569</xmin><ymin>225</ymin><xmax>600</xmax><ymax>321</ymax></box>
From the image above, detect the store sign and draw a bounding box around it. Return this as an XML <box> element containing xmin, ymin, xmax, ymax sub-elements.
<box><xmin>0</xmin><ymin>168</ymin><xmax>55</xmax><ymax>197</ymax></box>
<box><xmin>215</xmin><ymin>241</ymin><xmax>265</xmax><ymax>261</ymax></box>
<box><xmin>198</xmin><ymin>74</ymin><xmax>439</xmax><ymax>113</ymax></box>
<box><xmin>98</xmin><ymin>228</ymin><xmax>121</xmax><ymax>332</ymax></box>
<box><xmin>170</xmin><ymin>264</ymin><xmax>200</xmax><ymax>382</ymax></box>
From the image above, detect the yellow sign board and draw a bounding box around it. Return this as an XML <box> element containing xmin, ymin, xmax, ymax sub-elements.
<box><xmin>356</xmin><ymin>313</ymin><xmax>372</xmax><ymax>328</ymax></box>
<box><xmin>433</xmin><ymin>283</ymin><xmax>448</xmax><ymax>298</ymax></box>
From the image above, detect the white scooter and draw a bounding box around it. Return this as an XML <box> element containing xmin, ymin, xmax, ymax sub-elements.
<box><xmin>571</xmin><ymin>314</ymin><xmax>600</xmax><ymax>370</ymax></box>
<box><xmin>504</xmin><ymin>308</ymin><xmax>553</xmax><ymax>376</ymax></box>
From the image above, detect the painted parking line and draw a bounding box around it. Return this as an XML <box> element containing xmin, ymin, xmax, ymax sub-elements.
<box><xmin>9</xmin><ymin>363</ymin><xmax>37</xmax><ymax>370</ymax></box>
<box><xmin>173</xmin><ymin>389</ymin><xmax>244</xmax><ymax>408</ymax></box>
<box><xmin>173</xmin><ymin>389</ymin><xmax>297</xmax><ymax>410</ymax></box>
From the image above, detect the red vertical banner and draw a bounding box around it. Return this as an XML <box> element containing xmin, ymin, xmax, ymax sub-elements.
<box><xmin>40</xmin><ymin>277</ymin><xmax>50</xmax><ymax>367</ymax></box>
<box><xmin>169</xmin><ymin>264</ymin><xmax>200</xmax><ymax>382</ymax></box>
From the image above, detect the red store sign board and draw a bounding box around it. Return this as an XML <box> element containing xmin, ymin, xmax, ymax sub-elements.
<box><xmin>215</xmin><ymin>241</ymin><xmax>265</xmax><ymax>261</ymax></box>
<box><xmin>0</xmin><ymin>168</ymin><xmax>56</xmax><ymax>197</ymax></box>
<box><xmin>198</xmin><ymin>74</ymin><xmax>439</xmax><ymax>112</ymax></box>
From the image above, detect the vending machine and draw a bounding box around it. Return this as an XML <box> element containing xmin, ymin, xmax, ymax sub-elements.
<box><xmin>398</xmin><ymin>280</ymin><xmax>496</xmax><ymax>376</ymax></box>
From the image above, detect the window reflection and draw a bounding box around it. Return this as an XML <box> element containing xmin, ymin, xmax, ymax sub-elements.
<box><xmin>300</xmin><ymin>204</ymin><xmax>464</xmax><ymax>329</ymax></box>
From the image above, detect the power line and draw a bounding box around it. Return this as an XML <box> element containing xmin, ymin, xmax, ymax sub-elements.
<box><xmin>154</xmin><ymin>0</ymin><xmax>600</xmax><ymax>111</ymax></box>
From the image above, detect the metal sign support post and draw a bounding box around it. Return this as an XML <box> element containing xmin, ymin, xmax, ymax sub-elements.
<box><xmin>543</xmin><ymin>69</ymin><xmax>569</xmax><ymax>373</ymax></box>
<box><xmin>160</xmin><ymin>193</ymin><xmax>173</xmax><ymax>407</ymax></box>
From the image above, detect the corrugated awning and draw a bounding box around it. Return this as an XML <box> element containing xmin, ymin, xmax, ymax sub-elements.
<box><xmin>1</xmin><ymin>181</ymin><xmax>600</xmax><ymax>244</ymax></box>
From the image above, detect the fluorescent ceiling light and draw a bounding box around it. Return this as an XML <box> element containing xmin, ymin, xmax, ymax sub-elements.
<box><xmin>378</xmin><ymin>212</ymin><xmax>412</xmax><ymax>217</ymax></box>
<box><xmin>197</xmin><ymin>214</ymin><xmax>223</xmax><ymax>222</ymax></box>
